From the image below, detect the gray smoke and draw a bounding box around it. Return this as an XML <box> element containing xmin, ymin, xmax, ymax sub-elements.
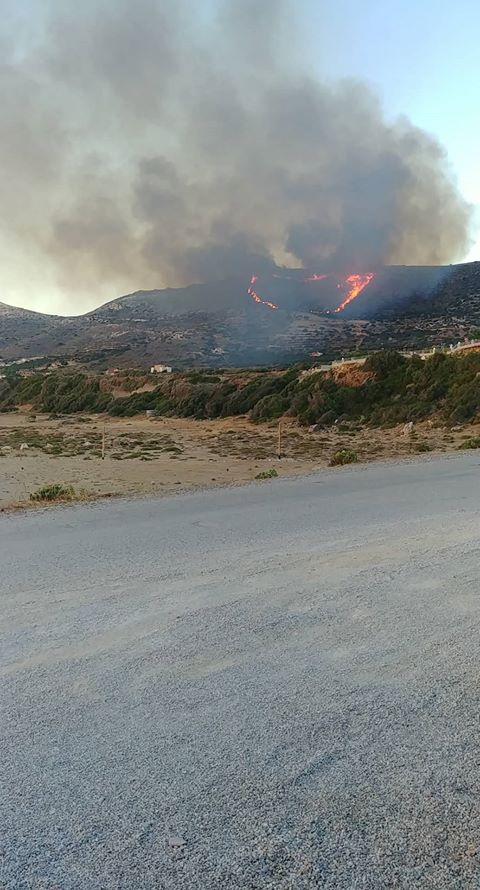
<box><xmin>0</xmin><ymin>0</ymin><xmax>472</xmax><ymax>313</ymax></box>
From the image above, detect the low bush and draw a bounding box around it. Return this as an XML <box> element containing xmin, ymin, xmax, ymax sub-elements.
<box><xmin>255</xmin><ymin>468</ymin><xmax>279</xmax><ymax>479</ymax></box>
<box><xmin>30</xmin><ymin>483</ymin><xmax>76</xmax><ymax>502</ymax></box>
<box><xmin>459</xmin><ymin>437</ymin><xmax>480</xmax><ymax>450</ymax></box>
<box><xmin>329</xmin><ymin>449</ymin><xmax>358</xmax><ymax>467</ymax></box>
<box><xmin>4</xmin><ymin>350</ymin><xmax>480</xmax><ymax>431</ymax></box>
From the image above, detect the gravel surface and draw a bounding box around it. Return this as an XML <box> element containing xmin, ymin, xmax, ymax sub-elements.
<box><xmin>2</xmin><ymin>452</ymin><xmax>480</xmax><ymax>888</ymax></box>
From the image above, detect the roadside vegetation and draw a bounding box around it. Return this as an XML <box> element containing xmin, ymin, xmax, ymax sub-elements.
<box><xmin>30</xmin><ymin>483</ymin><xmax>77</xmax><ymax>503</ymax></box>
<box><xmin>329</xmin><ymin>448</ymin><xmax>358</xmax><ymax>467</ymax></box>
<box><xmin>255</xmin><ymin>468</ymin><xmax>279</xmax><ymax>480</ymax></box>
<box><xmin>3</xmin><ymin>350</ymin><xmax>480</xmax><ymax>429</ymax></box>
<box><xmin>459</xmin><ymin>436</ymin><xmax>480</xmax><ymax>450</ymax></box>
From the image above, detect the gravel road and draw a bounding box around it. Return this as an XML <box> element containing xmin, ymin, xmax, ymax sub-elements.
<box><xmin>2</xmin><ymin>453</ymin><xmax>480</xmax><ymax>888</ymax></box>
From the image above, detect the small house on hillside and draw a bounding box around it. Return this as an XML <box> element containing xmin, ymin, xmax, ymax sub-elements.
<box><xmin>150</xmin><ymin>364</ymin><xmax>173</xmax><ymax>374</ymax></box>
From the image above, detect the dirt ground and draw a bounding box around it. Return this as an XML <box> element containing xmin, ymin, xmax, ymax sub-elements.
<box><xmin>0</xmin><ymin>411</ymin><xmax>478</xmax><ymax>508</ymax></box>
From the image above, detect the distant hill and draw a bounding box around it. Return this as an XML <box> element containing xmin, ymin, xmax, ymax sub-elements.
<box><xmin>2</xmin><ymin>263</ymin><xmax>480</xmax><ymax>367</ymax></box>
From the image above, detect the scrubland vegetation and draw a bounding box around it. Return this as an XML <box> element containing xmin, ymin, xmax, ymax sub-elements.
<box><xmin>3</xmin><ymin>350</ymin><xmax>480</xmax><ymax>428</ymax></box>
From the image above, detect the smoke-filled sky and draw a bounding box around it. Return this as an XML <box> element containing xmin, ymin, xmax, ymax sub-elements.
<box><xmin>0</xmin><ymin>0</ymin><xmax>477</xmax><ymax>315</ymax></box>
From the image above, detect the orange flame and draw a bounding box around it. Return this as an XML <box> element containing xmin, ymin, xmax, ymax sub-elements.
<box><xmin>247</xmin><ymin>271</ymin><xmax>373</xmax><ymax>313</ymax></box>
<box><xmin>247</xmin><ymin>275</ymin><xmax>278</xmax><ymax>310</ymax></box>
<box><xmin>334</xmin><ymin>273</ymin><xmax>374</xmax><ymax>312</ymax></box>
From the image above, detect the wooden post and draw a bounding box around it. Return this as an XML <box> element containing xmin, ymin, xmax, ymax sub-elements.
<box><xmin>277</xmin><ymin>420</ymin><xmax>282</xmax><ymax>459</ymax></box>
<box><xmin>102</xmin><ymin>422</ymin><xmax>106</xmax><ymax>460</ymax></box>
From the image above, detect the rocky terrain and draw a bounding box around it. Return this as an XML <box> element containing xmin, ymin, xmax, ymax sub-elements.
<box><xmin>2</xmin><ymin>262</ymin><xmax>480</xmax><ymax>368</ymax></box>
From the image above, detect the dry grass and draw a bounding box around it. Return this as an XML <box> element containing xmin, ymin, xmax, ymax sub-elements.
<box><xmin>0</xmin><ymin>425</ymin><xmax>183</xmax><ymax>461</ymax></box>
<box><xmin>1</xmin><ymin>410</ymin><xmax>480</xmax><ymax>510</ymax></box>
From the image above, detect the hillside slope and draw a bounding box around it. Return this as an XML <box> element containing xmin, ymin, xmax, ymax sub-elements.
<box><xmin>2</xmin><ymin>262</ymin><xmax>480</xmax><ymax>367</ymax></box>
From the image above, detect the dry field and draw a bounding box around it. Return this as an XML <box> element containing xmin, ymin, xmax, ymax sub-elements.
<box><xmin>0</xmin><ymin>411</ymin><xmax>478</xmax><ymax>509</ymax></box>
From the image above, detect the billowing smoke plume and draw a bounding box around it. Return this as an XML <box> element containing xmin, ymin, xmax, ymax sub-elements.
<box><xmin>0</xmin><ymin>0</ymin><xmax>472</xmax><ymax>313</ymax></box>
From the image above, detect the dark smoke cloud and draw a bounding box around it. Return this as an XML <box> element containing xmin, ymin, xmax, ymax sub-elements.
<box><xmin>0</xmin><ymin>0</ymin><xmax>472</xmax><ymax>313</ymax></box>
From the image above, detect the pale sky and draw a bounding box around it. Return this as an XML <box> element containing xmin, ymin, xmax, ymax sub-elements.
<box><xmin>308</xmin><ymin>0</ymin><xmax>480</xmax><ymax>257</ymax></box>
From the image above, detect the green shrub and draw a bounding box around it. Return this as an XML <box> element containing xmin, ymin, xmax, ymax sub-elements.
<box><xmin>39</xmin><ymin>374</ymin><xmax>112</xmax><ymax>413</ymax></box>
<box><xmin>30</xmin><ymin>483</ymin><xmax>76</xmax><ymax>502</ymax></box>
<box><xmin>250</xmin><ymin>393</ymin><xmax>290</xmax><ymax>422</ymax></box>
<box><xmin>109</xmin><ymin>390</ymin><xmax>158</xmax><ymax>416</ymax></box>
<box><xmin>5</xmin><ymin>350</ymin><xmax>480</xmax><ymax>431</ymax></box>
<box><xmin>364</xmin><ymin>350</ymin><xmax>407</xmax><ymax>378</ymax></box>
<box><xmin>329</xmin><ymin>449</ymin><xmax>358</xmax><ymax>467</ymax></box>
<box><xmin>255</xmin><ymin>468</ymin><xmax>279</xmax><ymax>479</ymax></box>
<box><xmin>459</xmin><ymin>437</ymin><xmax>480</xmax><ymax>450</ymax></box>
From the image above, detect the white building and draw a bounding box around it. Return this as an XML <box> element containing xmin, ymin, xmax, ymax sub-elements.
<box><xmin>150</xmin><ymin>364</ymin><xmax>173</xmax><ymax>374</ymax></box>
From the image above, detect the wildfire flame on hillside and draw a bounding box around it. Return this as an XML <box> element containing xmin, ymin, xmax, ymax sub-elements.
<box><xmin>248</xmin><ymin>271</ymin><xmax>375</xmax><ymax>313</ymax></box>
<box><xmin>333</xmin><ymin>273</ymin><xmax>375</xmax><ymax>312</ymax></box>
<box><xmin>247</xmin><ymin>275</ymin><xmax>278</xmax><ymax>310</ymax></box>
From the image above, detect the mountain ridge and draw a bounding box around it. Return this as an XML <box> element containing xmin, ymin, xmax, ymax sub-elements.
<box><xmin>2</xmin><ymin>262</ymin><xmax>480</xmax><ymax>367</ymax></box>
